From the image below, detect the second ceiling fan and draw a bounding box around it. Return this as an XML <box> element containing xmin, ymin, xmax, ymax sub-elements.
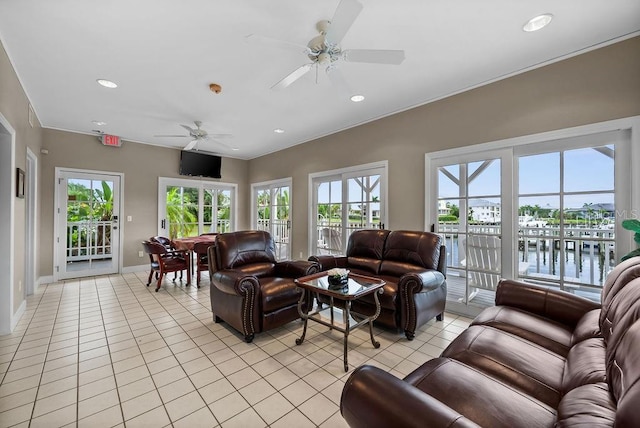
<box><xmin>155</xmin><ymin>121</ymin><xmax>233</xmax><ymax>151</ymax></box>
<box><xmin>250</xmin><ymin>0</ymin><xmax>405</xmax><ymax>90</ymax></box>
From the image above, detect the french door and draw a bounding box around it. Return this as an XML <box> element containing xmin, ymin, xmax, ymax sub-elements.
<box><xmin>431</xmin><ymin>151</ymin><xmax>512</xmax><ymax>309</ymax></box>
<box><xmin>252</xmin><ymin>179</ymin><xmax>292</xmax><ymax>260</ymax></box>
<box><xmin>158</xmin><ymin>177</ymin><xmax>236</xmax><ymax>238</ymax></box>
<box><xmin>55</xmin><ymin>169</ymin><xmax>122</xmax><ymax>280</ymax></box>
<box><xmin>310</xmin><ymin>162</ymin><xmax>387</xmax><ymax>255</ymax></box>
<box><xmin>428</xmin><ymin>129</ymin><xmax>630</xmax><ymax>315</ymax></box>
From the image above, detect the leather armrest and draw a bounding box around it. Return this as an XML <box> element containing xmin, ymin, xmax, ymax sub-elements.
<box><xmin>399</xmin><ymin>270</ymin><xmax>446</xmax><ymax>294</ymax></box>
<box><xmin>211</xmin><ymin>270</ymin><xmax>259</xmax><ymax>296</ymax></box>
<box><xmin>496</xmin><ymin>279</ymin><xmax>601</xmax><ymax>327</ymax></box>
<box><xmin>308</xmin><ymin>255</ymin><xmax>348</xmax><ymax>271</ymax></box>
<box><xmin>341</xmin><ymin>365</ymin><xmax>480</xmax><ymax>428</ymax></box>
<box><xmin>274</xmin><ymin>260</ymin><xmax>319</xmax><ymax>277</ymax></box>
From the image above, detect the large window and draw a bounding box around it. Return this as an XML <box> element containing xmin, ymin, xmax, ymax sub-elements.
<box><xmin>427</xmin><ymin>124</ymin><xmax>635</xmax><ymax>316</ymax></box>
<box><xmin>310</xmin><ymin>162</ymin><xmax>387</xmax><ymax>255</ymax></box>
<box><xmin>252</xmin><ymin>179</ymin><xmax>292</xmax><ymax>260</ymax></box>
<box><xmin>158</xmin><ymin>177</ymin><xmax>236</xmax><ymax>238</ymax></box>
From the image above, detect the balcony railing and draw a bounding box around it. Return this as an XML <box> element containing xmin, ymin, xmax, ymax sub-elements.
<box><xmin>438</xmin><ymin>223</ymin><xmax>615</xmax><ymax>289</ymax></box>
<box><xmin>66</xmin><ymin>220</ymin><xmax>112</xmax><ymax>262</ymax></box>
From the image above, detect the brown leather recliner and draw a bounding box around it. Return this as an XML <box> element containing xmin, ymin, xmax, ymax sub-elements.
<box><xmin>310</xmin><ymin>229</ymin><xmax>447</xmax><ymax>340</ymax></box>
<box><xmin>208</xmin><ymin>230</ymin><xmax>319</xmax><ymax>343</ymax></box>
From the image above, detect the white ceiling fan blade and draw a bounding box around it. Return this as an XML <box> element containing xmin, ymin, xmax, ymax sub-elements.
<box><xmin>183</xmin><ymin>140</ymin><xmax>198</xmax><ymax>151</ymax></box>
<box><xmin>245</xmin><ymin>33</ymin><xmax>311</xmax><ymax>55</ymax></box>
<box><xmin>209</xmin><ymin>138</ymin><xmax>234</xmax><ymax>150</ymax></box>
<box><xmin>154</xmin><ymin>134</ymin><xmax>189</xmax><ymax>138</ymax></box>
<box><xmin>325</xmin><ymin>0</ymin><xmax>363</xmax><ymax>45</ymax></box>
<box><xmin>271</xmin><ymin>63</ymin><xmax>314</xmax><ymax>90</ymax></box>
<box><xmin>342</xmin><ymin>49</ymin><xmax>405</xmax><ymax>65</ymax></box>
<box><xmin>180</xmin><ymin>124</ymin><xmax>196</xmax><ymax>133</ymax></box>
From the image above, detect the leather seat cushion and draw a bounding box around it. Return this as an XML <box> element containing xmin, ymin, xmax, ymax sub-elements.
<box><xmin>472</xmin><ymin>306</ymin><xmax>573</xmax><ymax>356</ymax></box>
<box><xmin>561</xmin><ymin>338</ymin><xmax>606</xmax><ymax>394</ymax></box>
<box><xmin>571</xmin><ymin>308</ymin><xmax>601</xmax><ymax>345</ymax></box>
<box><xmin>405</xmin><ymin>357</ymin><xmax>557</xmax><ymax>428</ymax></box>
<box><xmin>441</xmin><ymin>325</ymin><xmax>565</xmax><ymax>407</ymax></box>
<box><xmin>556</xmin><ymin>383</ymin><xmax>615</xmax><ymax>427</ymax></box>
<box><xmin>260</xmin><ymin>277</ymin><xmax>302</xmax><ymax>313</ymax></box>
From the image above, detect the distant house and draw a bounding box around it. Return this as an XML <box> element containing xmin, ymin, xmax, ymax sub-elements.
<box><xmin>469</xmin><ymin>199</ymin><xmax>501</xmax><ymax>223</ymax></box>
<box><xmin>438</xmin><ymin>200</ymin><xmax>452</xmax><ymax>216</ymax></box>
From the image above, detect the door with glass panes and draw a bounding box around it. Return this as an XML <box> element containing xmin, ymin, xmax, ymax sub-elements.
<box><xmin>253</xmin><ymin>180</ymin><xmax>292</xmax><ymax>261</ymax></box>
<box><xmin>158</xmin><ymin>178</ymin><xmax>235</xmax><ymax>238</ymax></box>
<box><xmin>433</xmin><ymin>155</ymin><xmax>507</xmax><ymax>307</ymax></box>
<box><xmin>311</xmin><ymin>164</ymin><xmax>386</xmax><ymax>255</ymax></box>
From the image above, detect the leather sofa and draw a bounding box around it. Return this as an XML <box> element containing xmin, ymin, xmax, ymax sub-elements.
<box><xmin>340</xmin><ymin>256</ymin><xmax>640</xmax><ymax>428</ymax></box>
<box><xmin>208</xmin><ymin>230</ymin><xmax>319</xmax><ymax>343</ymax></box>
<box><xmin>310</xmin><ymin>229</ymin><xmax>446</xmax><ymax>340</ymax></box>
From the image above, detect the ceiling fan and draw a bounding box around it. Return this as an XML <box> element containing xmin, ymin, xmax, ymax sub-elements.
<box><xmin>154</xmin><ymin>121</ymin><xmax>233</xmax><ymax>151</ymax></box>
<box><xmin>247</xmin><ymin>0</ymin><xmax>405</xmax><ymax>90</ymax></box>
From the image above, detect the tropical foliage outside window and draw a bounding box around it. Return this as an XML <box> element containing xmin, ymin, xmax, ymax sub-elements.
<box><xmin>66</xmin><ymin>180</ymin><xmax>113</xmax><ymax>256</ymax></box>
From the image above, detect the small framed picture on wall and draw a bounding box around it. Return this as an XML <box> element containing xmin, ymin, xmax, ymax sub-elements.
<box><xmin>16</xmin><ymin>168</ymin><xmax>25</xmax><ymax>198</ymax></box>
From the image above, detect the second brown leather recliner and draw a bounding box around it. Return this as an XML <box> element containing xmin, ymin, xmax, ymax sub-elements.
<box><xmin>208</xmin><ymin>230</ymin><xmax>319</xmax><ymax>342</ymax></box>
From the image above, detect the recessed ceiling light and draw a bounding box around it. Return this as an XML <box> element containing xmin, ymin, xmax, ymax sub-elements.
<box><xmin>350</xmin><ymin>95</ymin><xmax>365</xmax><ymax>103</ymax></box>
<box><xmin>96</xmin><ymin>79</ymin><xmax>118</xmax><ymax>88</ymax></box>
<box><xmin>523</xmin><ymin>14</ymin><xmax>553</xmax><ymax>32</ymax></box>
<box><xmin>92</xmin><ymin>120</ymin><xmax>107</xmax><ymax>126</ymax></box>
<box><xmin>274</xmin><ymin>128</ymin><xmax>285</xmax><ymax>134</ymax></box>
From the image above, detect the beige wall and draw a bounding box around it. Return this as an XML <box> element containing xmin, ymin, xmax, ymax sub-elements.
<box><xmin>249</xmin><ymin>36</ymin><xmax>640</xmax><ymax>259</ymax></box>
<box><xmin>0</xmin><ymin>40</ymin><xmax>43</xmax><ymax>321</ymax></box>
<box><xmin>39</xmin><ymin>130</ymin><xmax>250</xmax><ymax>274</ymax></box>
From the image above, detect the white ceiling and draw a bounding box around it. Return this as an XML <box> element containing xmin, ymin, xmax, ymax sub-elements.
<box><xmin>1</xmin><ymin>0</ymin><xmax>639</xmax><ymax>160</ymax></box>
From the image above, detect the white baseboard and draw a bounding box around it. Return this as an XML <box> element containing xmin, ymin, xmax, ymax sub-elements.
<box><xmin>123</xmin><ymin>265</ymin><xmax>148</xmax><ymax>274</ymax></box>
<box><xmin>38</xmin><ymin>275</ymin><xmax>54</xmax><ymax>286</ymax></box>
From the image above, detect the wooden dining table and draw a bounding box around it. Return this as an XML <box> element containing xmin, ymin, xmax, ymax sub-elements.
<box><xmin>172</xmin><ymin>234</ymin><xmax>218</xmax><ymax>277</ymax></box>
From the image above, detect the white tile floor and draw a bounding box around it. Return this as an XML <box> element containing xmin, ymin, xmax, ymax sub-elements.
<box><xmin>0</xmin><ymin>272</ymin><xmax>472</xmax><ymax>428</ymax></box>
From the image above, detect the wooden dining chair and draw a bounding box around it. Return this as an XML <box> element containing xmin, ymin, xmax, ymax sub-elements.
<box><xmin>193</xmin><ymin>241</ymin><xmax>215</xmax><ymax>288</ymax></box>
<box><xmin>141</xmin><ymin>240</ymin><xmax>191</xmax><ymax>292</ymax></box>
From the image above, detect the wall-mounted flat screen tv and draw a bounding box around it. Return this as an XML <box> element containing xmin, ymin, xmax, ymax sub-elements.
<box><xmin>179</xmin><ymin>150</ymin><xmax>222</xmax><ymax>178</ymax></box>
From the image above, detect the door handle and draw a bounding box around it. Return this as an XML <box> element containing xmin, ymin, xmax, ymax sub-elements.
<box><xmin>161</xmin><ymin>219</ymin><xmax>166</xmax><ymax>229</ymax></box>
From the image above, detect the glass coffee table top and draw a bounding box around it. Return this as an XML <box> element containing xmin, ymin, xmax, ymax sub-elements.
<box><xmin>294</xmin><ymin>272</ymin><xmax>385</xmax><ymax>300</ymax></box>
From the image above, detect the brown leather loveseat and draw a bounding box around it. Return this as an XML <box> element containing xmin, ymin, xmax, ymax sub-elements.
<box><xmin>310</xmin><ymin>229</ymin><xmax>446</xmax><ymax>340</ymax></box>
<box><xmin>340</xmin><ymin>256</ymin><xmax>640</xmax><ymax>428</ymax></box>
<box><xmin>208</xmin><ymin>230</ymin><xmax>319</xmax><ymax>343</ymax></box>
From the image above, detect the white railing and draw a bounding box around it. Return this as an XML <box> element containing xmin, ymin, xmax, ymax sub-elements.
<box><xmin>66</xmin><ymin>220</ymin><xmax>112</xmax><ymax>262</ymax></box>
<box><xmin>438</xmin><ymin>222</ymin><xmax>615</xmax><ymax>288</ymax></box>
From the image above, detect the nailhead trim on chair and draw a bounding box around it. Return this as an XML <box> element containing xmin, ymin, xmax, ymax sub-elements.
<box><xmin>240</xmin><ymin>279</ymin><xmax>255</xmax><ymax>337</ymax></box>
<box><xmin>402</xmin><ymin>278</ymin><xmax>420</xmax><ymax>334</ymax></box>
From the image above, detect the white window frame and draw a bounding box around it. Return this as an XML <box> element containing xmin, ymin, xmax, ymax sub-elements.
<box><xmin>157</xmin><ymin>177</ymin><xmax>238</xmax><ymax>237</ymax></box>
<box><xmin>251</xmin><ymin>177</ymin><xmax>293</xmax><ymax>260</ymax></box>
<box><xmin>426</xmin><ymin>116</ymin><xmax>640</xmax><ymax>288</ymax></box>
<box><xmin>308</xmin><ymin>160</ymin><xmax>388</xmax><ymax>255</ymax></box>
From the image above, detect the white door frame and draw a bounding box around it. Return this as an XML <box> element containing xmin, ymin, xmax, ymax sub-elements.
<box><xmin>308</xmin><ymin>160</ymin><xmax>388</xmax><ymax>255</ymax></box>
<box><xmin>251</xmin><ymin>177</ymin><xmax>293</xmax><ymax>260</ymax></box>
<box><xmin>26</xmin><ymin>147</ymin><xmax>38</xmax><ymax>295</ymax></box>
<box><xmin>0</xmin><ymin>113</ymin><xmax>16</xmax><ymax>334</ymax></box>
<box><xmin>157</xmin><ymin>177</ymin><xmax>238</xmax><ymax>237</ymax></box>
<box><xmin>54</xmin><ymin>167</ymin><xmax>124</xmax><ymax>280</ymax></box>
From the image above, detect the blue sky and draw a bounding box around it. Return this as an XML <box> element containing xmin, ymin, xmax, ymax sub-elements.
<box><xmin>439</xmin><ymin>146</ymin><xmax>615</xmax><ymax>209</ymax></box>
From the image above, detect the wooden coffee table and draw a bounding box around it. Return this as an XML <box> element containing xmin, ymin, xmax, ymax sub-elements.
<box><xmin>294</xmin><ymin>272</ymin><xmax>385</xmax><ymax>372</ymax></box>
